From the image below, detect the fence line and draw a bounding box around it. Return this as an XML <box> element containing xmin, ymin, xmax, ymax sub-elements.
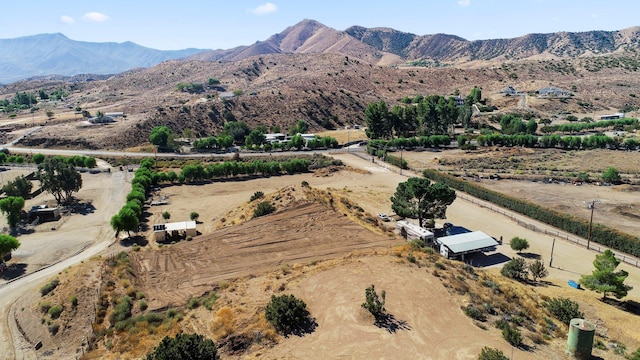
<box><xmin>457</xmin><ymin>193</ymin><xmax>640</xmax><ymax>268</ymax></box>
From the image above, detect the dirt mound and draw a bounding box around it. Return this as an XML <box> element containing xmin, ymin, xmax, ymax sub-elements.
<box><xmin>131</xmin><ymin>200</ymin><xmax>398</xmax><ymax>310</ymax></box>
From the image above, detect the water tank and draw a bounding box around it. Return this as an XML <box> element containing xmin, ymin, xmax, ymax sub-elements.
<box><xmin>566</xmin><ymin>318</ymin><xmax>596</xmax><ymax>359</ymax></box>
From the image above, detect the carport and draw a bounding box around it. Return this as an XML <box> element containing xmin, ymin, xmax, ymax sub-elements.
<box><xmin>437</xmin><ymin>231</ymin><xmax>499</xmax><ymax>260</ymax></box>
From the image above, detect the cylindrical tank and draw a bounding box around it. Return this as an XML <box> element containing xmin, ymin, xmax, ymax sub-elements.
<box><xmin>566</xmin><ymin>318</ymin><xmax>596</xmax><ymax>359</ymax></box>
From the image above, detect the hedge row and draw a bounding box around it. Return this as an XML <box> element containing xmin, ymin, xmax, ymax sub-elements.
<box><xmin>540</xmin><ymin>118</ymin><xmax>638</xmax><ymax>134</ymax></box>
<box><xmin>422</xmin><ymin>169</ymin><xmax>640</xmax><ymax>258</ymax></box>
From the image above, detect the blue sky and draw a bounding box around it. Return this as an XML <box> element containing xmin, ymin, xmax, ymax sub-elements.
<box><xmin>1</xmin><ymin>0</ymin><xmax>638</xmax><ymax>50</ymax></box>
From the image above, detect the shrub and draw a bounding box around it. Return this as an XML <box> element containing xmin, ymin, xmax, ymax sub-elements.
<box><xmin>501</xmin><ymin>258</ymin><xmax>527</xmax><ymax>280</ymax></box>
<box><xmin>361</xmin><ymin>284</ymin><xmax>386</xmax><ymax>319</ymax></box>
<box><xmin>110</xmin><ymin>296</ymin><xmax>133</xmax><ymax>325</ymax></box>
<box><xmin>265</xmin><ymin>294</ymin><xmax>309</xmax><ymax>333</ymax></box>
<box><xmin>464</xmin><ymin>305</ymin><xmax>485</xmax><ymax>321</ymax></box>
<box><xmin>139</xmin><ymin>300</ymin><xmax>148</xmax><ymax>311</ymax></box>
<box><xmin>253</xmin><ymin>201</ymin><xmax>275</xmax><ymax>218</ymax></box>
<box><xmin>502</xmin><ymin>324</ymin><xmax>523</xmax><ymax>347</ymax></box>
<box><xmin>301</xmin><ymin>181</ymin><xmax>310</xmax><ymax>187</ymax></box>
<box><xmin>188</xmin><ymin>297</ymin><xmax>201</xmax><ymax>309</ymax></box>
<box><xmin>250</xmin><ymin>191</ymin><xmax>264</xmax><ymax>202</ymax></box>
<box><xmin>478</xmin><ymin>346</ymin><xmax>509</xmax><ymax>360</ymax></box>
<box><xmin>162</xmin><ymin>211</ymin><xmax>171</xmax><ymax>220</ymax></box>
<box><xmin>48</xmin><ymin>305</ymin><xmax>63</xmax><ymax>319</ymax></box>
<box><xmin>544</xmin><ymin>297</ymin><xmax>583</xmax><ymax>325</ymax></box>
<box><xmin>48</xmin><ymin>323</ymin><xmax>60</xmax><ymax>335</ymax></box>
<box><xmin>39</xmin><ymin>302</ymin><xmax>51</xmax><ymax>313</ymax></box>
<box><xmin>40</xmin><ymin>279</ymin><xmax>60</xmax><ymax>296</ymax></box>
<box><xmin>145</xmin><ymin>333</ymin><xmax>219</xmax><ymax>360</ymax></box>
<box><xmin>70</xmin><ymin>296</ymin><xmax>78</xmax><ymax>308</ymax></box>
<box><xmin>190</xmin><ymin>212</ymin><xmax>200</xmax><ymax>221</ymax></box>
<box><xmin>510</xmin><ymin>237</ymin><xmax>529</xmax><ymax>252</ymax></box>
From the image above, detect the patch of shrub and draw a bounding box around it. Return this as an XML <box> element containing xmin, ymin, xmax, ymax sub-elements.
<box><xmin>40</xmin><ymin>279</ymin><xmax>60</xmax><ymax>296</ymax></box>
<box><xmin>145</xmin><ymin>333</ymin><xmax>219</xmax><ymax>360</ymax></box>
<box><xmin>250</xmin><ymin>191</ymin><xmax>264</xmax><ymax>202</ymax></box>
<box><xmin>253</xmin><ymin>201</ymin><xmax>275</xmax><ymax>218</ymax></box>
<box><xmin>139</xmin><ymin>300</ymin><xmax>148</xmax><ymax>311</ymax></box>
<box><xmin>39</xmin><ymin>302</ymin><xmax>51</xmax><ymax>313</ymax></box>
<box><xmin>48</xmin><ymin>323</ymin><xmax>60</xmax><ymax>335</ymax></box>
<box><xmin>265</xmin><ymin>294</ymin><xmax>309</xmax><ymax>333</ymax></box>
<box><xmin>544</xmin><ymin>297</ymin><xmax>583</xmax><ymax>325</ymax></box>
<box><xmin>502</xmin><ymin>324</ymin><xmax>523</xmax><ymax>347</ymax></box>
<box><xmin>48</xmin><ymin>305</ymin><xmax>63</xmax><ymax>319</ymax></box>
<box><xmin>500</xmin><ymin>258</ymin><xmax>527</xmax><ymax>280</ymax></box>
<box><xmin>70</xmin><ymin>296</ymin><xmax>78</xmax><ymax>308</ymax></box>
<box><xmin>188</xmin><ymin>297</ymin><xmax>201</xmax><ymax>309</ymax></box>
<box><xmin>478</xmin><ymin>346</ymin><xmax>509</xmax><ymax>360</ymax></box>
<box><xmin>203</xmin><ymin>292</ymin><xmax>219</xmax><ymax>310</ymax></box>
<box><xmin>110</xmin><ymin>296</ymin><xmax>133</xmax><ymax>325</ymax></box>
<box><xmin>464</xmin><ymin>305</ymin><xmax>485</xmax><ymax>321</ymax></box>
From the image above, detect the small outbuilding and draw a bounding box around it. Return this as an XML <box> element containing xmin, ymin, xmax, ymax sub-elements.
<box><xmin>396</xmin><ymin>220</ymin><xmax>434</xmax><ymax>243</ymax></box>
<box><xmin>437</xmin><ymin>231</ymin><xmax>499</xmax><ymax>260</ymax></box>
<box><xmin>153</xmin><ymin>220</ymin><xmax>197</xmax><ymax>242</ymax></box>
<box><xmin>28</xmin><ymin>205</ymin><xmax>61</xmax><ymax>223</ymax></box>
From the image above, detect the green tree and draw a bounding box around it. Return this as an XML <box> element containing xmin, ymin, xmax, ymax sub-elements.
<box><xmin>361</xmin><ymin>284</ymin><xmax>386</xmax><ymax>319</ymax></box>
<box><xmin>207</xmin><ymin>78</ymin><xmax>220</xmax><ymax>86</ymax></box>
<box><xmin>478</xmin><ymin>347</ymin><xmax>509</xmax><ymax>360</ymax></box>
<box><xmin>288</xmin><ymin>134</ymin><xmax>305</xmax><ymax>150</ymax></box>
<box><xmin>111</xmin><ymin>207</ymin><xmax>139</xmax><ymax>238</ymax></box>
<box><xmin>602</xmin><ymin>167</ymin><xmax>621</xmax><ymax>184</ymax></box>
<box><xmin>544</xmin><ymin>297</ymin><xmax>583</xmax><ymax>325</ymax></box>
<box><xmin>2</xmin><ymin>176</ymin><xmax>33</xmax><ymax>198</ymax></box>
<box><xmin>149</xmin><ymin>126</ymin><xmax>174</xmax><ymax>149</ymax></box>
<box><xmin>501</xmin><ymin>257</ymin><xmax>527</xmax><ymax>280</ymax></box>
<box><xmin>264</xmin><ymin>294</ymin><xmax>310</xmax><ymax>334</ymax></box>
<box><xmin>245</xmin><ymin>129</ymin><xmax>266</xmax><ymax>147</ymax></box>
<box><xmin>37</xmin><ymin>157</ymin><xmax>82</xmax><ymax>205</ymax></box>
<box><xmin>145</xmin><ymin>333</ymin><xmax>218</xmax><ymax>360</ymax></box>
<box><xmin>83</xmin><ymin>157</ymin><xmax>97</xmax><ymax>168</ymax></box>
<box><xmin>253</xmin><ymin>201</ymin><xmax>275</xmax><ymax>218</ymax></box>
<box><xmin>365</xmin><ymin>100</ymin><xmax>391</xmax><ymax>139</ymax></box>
<box><xmin>0</xmin><ymin>196</ymin><xmax>25</xmax><ymax>230</ymax></box>
<box><xmin>528</xmin><ymin>259</ymin><xmax>548</xmax><ymax>282</ymax></box>
<box><xmin>190</xmin><ymin>212</ymin><xmax>200</xmax><ymax>221</ymax></box>
<box><xmin>0</xmin><ymin>234</ymin><xmax>20</xmax><ymax>260</ymax></box>
<box><xmin>580</xmin><ymin>250</ymin><xmax>633</xmax><ymax>300</ymax></box>
<box><xmin>223</xmin><ymin>121</ymin><xmax>250</xmax><ymax>144</ymax></box>
<box><xmin>510</xmin><ymin>237</ymin><xmax>529</xmax><ymax>253</ymax></box>
<box><xmin>390</xmin><ymin>178</ymin><xmax>456</xmax><ymax>228</ymax></box>
<box><xmin>32</xmin><ymin>153</ymin><xmax>46</xmax><ymax>164</ymax></box>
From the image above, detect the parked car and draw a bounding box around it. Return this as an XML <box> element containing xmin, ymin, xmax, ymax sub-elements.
<box><xmin>377</xmin><ymin>214</ymin><xmax>390</xmax><ymax>222</ymax></box>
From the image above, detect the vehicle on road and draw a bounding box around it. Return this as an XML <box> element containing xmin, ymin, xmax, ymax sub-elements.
<box><xmin>377</xmin><ymin>213</ymin><xmax>391</xmax><ymax>222</ymax></box>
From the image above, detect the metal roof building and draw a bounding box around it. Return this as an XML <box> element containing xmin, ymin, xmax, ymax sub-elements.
<box><xmin>437</xmin><ymin>231</ymin><xmax>499</xmax><ymax>260</ymax></box>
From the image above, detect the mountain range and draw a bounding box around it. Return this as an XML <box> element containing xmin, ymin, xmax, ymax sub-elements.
<box><xmin>1</xmin><ymin>19</ymin><xmax>639</xmax><ymax>84</ymax></box>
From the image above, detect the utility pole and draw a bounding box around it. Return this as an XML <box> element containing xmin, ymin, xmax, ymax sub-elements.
<box><xmin>586</xmin><ymin>199</ymin><xmax>600</xmax><ymax>250</ymax></box>
<box><xmin>549</xmin><ymin>238</ymin><xmax>556</xmax><ymax>268</ymax></box>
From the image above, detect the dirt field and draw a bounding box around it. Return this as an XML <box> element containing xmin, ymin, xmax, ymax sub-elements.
<box><xmin>132</xmin><ymin>201</ymin><xmax>398</xmax><ymax>310</ymax></box>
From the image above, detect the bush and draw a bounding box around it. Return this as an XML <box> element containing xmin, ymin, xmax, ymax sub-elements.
<box><xmin>145</xmin><ymin>333</ymin><xmax>219</xmax><ymax>360</ymax></box>
<box><xmin>501</xmin><ymin>258</ymin><xmax>527</xmax><ymax>280</ymax></box>
<box><xmin>188</xmin><ymin>297</ymin><xmax>201</xmax><ymax>309</ymax></box>
<box><xmin>190</xmin><ymin>212</ymin><xmax>200</xmax><ymax>221</ymax></box>
<box><xmin>48</xmin><ymin>305</ymin><xmax>63</xmax><ymax>319</ymax></box>
<box><xmin>253</xmin><ymin>201</ymin><xmax>275</xmax><ymax>218</ymax></box>
<box><xmin>250</xmin><ymin>191</ymin><xmax>264</xmax><ymax>202</ymax></box>
<box><xmin>544</xmin><ymin>297</ymin><xmax>583</xmax><ymax>325</ymax></box>
<box><xmin>70</xmin><ymin>296</ymin><xmax>78</xmax><ymax>308</ymax></box>
<box><xmin>464</xmin><ymin>305</ymin><xmax>485</xmax><ymax>321</ymax></box>
<box><xmin>361</xmin><ymin>284</ymin><xmax>386</xmax><ymax>319</ymax></box>
<box><xmin>510</xmin><ymin>237</ymin><xmax>529</xmax><ymax>252</ymax></box>
<box><xmin>139</xmin><ymin>300</ymin><xmax>148</xmax><ymax>311</ymax></box>
<box><xmin>478</xmin><ymin>347</ymin><xmax>509</xmax><ymax>360</ymax></box>
<box><xmin>265</xmin><ymin>294</ymin><xmax>309</xmax><ymax>333</ymax></box>
<box><xmin>39</xmin><ymin>302</ymin><xmax>51</xmax><ymax>313</ymax></box>
<box><xmin>502</xmin><ymin>324</ymin><xmax>523</xmax><ymax>347</ymax></box>
<box><xmin>162</xmin><ymin>211</ymin><xmax>171</xmax><ymax>220</ymax></box>
<box><xmin>40</xmin><ymin>279</ymin><xmax>60</xmax><ymax>296</ymax></box>
<box><xmin>48</xmin><ymin>323</ymin><xmax>60</xmax><ymax>335</ymax></box>
<box><xmin>110</xmin><ymin>296</ymin><xmax>133</xmax><ymax>325</ymax></box>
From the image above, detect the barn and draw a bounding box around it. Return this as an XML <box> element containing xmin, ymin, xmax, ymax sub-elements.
<box><xmin>153</xmin><ymin>221</ymin><xmax>197</xmax><ymax>242</ymax></box>
<box><xmin>437</xmin><ymin>231</ymin><xmax>499</xmax><ymax>260</ymax></box>
<box><xmin>395</xmin><ymin>220</ymin><xmax>434</xmax><ymax>243</ymax></box>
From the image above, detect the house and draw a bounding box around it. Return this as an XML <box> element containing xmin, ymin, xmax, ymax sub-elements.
<box><xmin>436</xmin><ymin>231</ymin><xmax>499</xmax><ymax>260</ymax></box>
<box><xmin>219</xmin><ymin>92</ymin><xmax>235</xmax><ymax>99</ymax></box>
<box><xmin>104</xmin><ymin>112</ymin><xmax>125</xmax><ymax>118</ymax></box>
<box><xmin>537</xmin><ymin>86</ymin><xmax>571</xmax><ymax>97</ymax></box>
<box><xmin>599</xmin><ymin>112</ymin><xmax>625</xmax><ymax>120</ymax></box>
<box><xmin>265</xmin><ymin>133</ymin><xmax>286</xmax><ymax>144</ymax></box>
<box><xmin>396</xmin><ymin>220</ymin><xmax>435</xmax><ymax>243</ymax></box>
<box><xmin>500</xmin><ymin>86</ymin><xmax>518</xmax><ymax>95</ymax></box>
<box><xmin>453</xmin><ymin>96</ymin><xmax>465</xmax><ymax>106</ymax></box>
<box><xmin>153</xmin><ymin>220</ymin><xmax>197</xmax><ymax>242</ymax></box>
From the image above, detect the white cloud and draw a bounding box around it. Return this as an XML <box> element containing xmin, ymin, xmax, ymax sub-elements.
<box><xmin>81</xmin><ymin>12</ymin><xmax>109</xmax><ymax>23</ymax></box>
<box><xmin>457</xmin><ymin>0</ymin><xmax>471</xmax><ymax>6</ymax></box>
<box><xmin>250</xmin><ymin>3</ymin><xmax>278</xmax><ymax>15</ymax></box>
<box><xmin>60</xmin><ymin>15</ymin><xmax>75</xmax><ymax>24</ymax></box>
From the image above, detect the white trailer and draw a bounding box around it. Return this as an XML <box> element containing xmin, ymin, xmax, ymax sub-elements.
<box><xmin>396</xmin><ymin>220</ymin><xmax>434</xmax><ymax>243</ymax></box>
